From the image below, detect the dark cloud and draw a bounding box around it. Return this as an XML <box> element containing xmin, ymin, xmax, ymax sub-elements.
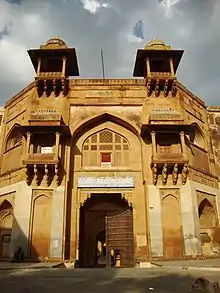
<box><xmin>0</xmin><ymin>0</ymin><xmax>219</xmax><ymax>105</ymax></box>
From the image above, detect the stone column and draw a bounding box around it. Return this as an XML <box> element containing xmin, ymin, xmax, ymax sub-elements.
<box><xmin>169</xmin><ymin>58</ymin><xmax>174</xmax><ymax>76</ymax></box>
<box><xmin>37</xmin><ymin>58</ymin><xmax>41</xmax><ymax>76</ymax></box>
<box><xmin>75</xmin><ymin>205</ymin><xmax>80</xmax><ymax>261</ymax></box>
<box><xmin>26</xmin><ymin>132</ymin><xmax>31</xmax><ymax>156</ymax></box>
<box><xmin>180</xmin><ymin>131</ymin><xmax>186</xmax><ymax>154</ymax></box>
<box><xmin>151</xmin><ymin>131</ymin><xmax>157</xmax><ymax>155</ymax></box>
<box><xmin>55</xmin><ymin>132</ymin><xmax>60</xmax><ymax>159</ymax></box>
<box><xmin>62</xmin><ymin>57</ymin><xmax>67</xmax><ymax>76</ymax></box>
<box><xmin>146</xmin><ymin>58</ymin><xmax>151</xmax><ymax>76</ymax></box>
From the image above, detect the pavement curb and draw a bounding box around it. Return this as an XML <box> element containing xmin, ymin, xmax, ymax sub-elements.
<box><xmin>159</xmin><ymin>265</ymin><xmax>220</xmax><ymax>272</ymax></box>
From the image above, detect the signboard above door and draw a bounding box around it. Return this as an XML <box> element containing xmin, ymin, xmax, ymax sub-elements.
<box><xmin>77</xmin><ymin>176</ymin><xmax>135</xmax><ymax>188</ymax></box>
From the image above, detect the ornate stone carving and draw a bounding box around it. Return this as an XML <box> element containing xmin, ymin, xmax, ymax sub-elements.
<box><xmin>32</xmin><ymin>189</ymin><xmax>53</xmax><ymax>199</ymax></box>
<box><xmin>79</xmin><ymin>192</ymin><xmax>91</xmax><ymax>206</ymax></box>
<box><xmin>171</xmin><ymin>78</ymin><xmax>177</xmax><ymax>97</ymax></box>
<box><xmin>146</xmin><ymin>78</ymin><xmax>151</xmax><ymax>97</ymax></box>
<box><xmin>155</xmin><ymin>79</ymin><xmax>160</xmax><ymax>97</ymax></box>
<box><xmin>162</xmin><ymin>163</ymin><xmax>168</xmax><ymax>185</ymax></box>
<box><xmin>121</xmin><ymin>192</ymin><xmax>132</xmax><ymax>207</ymax></box>
<box><xmin>164</xmin><ymin>79</ymin><xmax>169</xmax><ymax>97</ymax></box>
<box><xmin>181</xmin><ymin>163</ymin><xmax>188</xmax><ymax>185</ymax></box>
<box><xmin>189</xmin><ymin>166</ymin><xmax>218</xmax><ymax>188</ymax></box>
<box><xmin>172</xmin><ymin>163</ymin><xmax>178</xmax><ymax>185</ymax></box>
<box><xmin>152</xmin><ymin>163</ymin><xmax>158</xmax><ymax>185</ymax></box>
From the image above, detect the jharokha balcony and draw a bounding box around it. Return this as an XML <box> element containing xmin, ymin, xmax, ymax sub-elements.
<box><xmin>23</xmin><ymin>152</ymin><xmax>59</xmax><ymax>165</ymax></box>
<box><xmin>21</xmin><ymin>110</ymin><xmax>70</xmax><ymax>186</ymax></box>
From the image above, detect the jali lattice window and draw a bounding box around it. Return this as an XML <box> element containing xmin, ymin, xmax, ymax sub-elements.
<box><xmin>83</xmin><ymin>129</ymin><xmax>130</xmax><ymax>167</ymax></box>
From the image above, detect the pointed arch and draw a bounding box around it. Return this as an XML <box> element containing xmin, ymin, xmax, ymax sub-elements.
<box><xmin>0</xmin><ymin>199</ymin><xmax>13</xmax><ymax>259</ymax></box>
<box><xmin>190</xmin><ymin>122</ymin><xmax>205</xmax><ymax>149</ymax></box>
<box><xmin>198</xmin><ymin>198</ymin><xmax>217</xmax><ymax>228</ymax></box>
<box><xmin>5</xmin><ymin>124</ymin><xmax>22</xmax><ymax>152</ymax></box>
<box><xmin>30</xmin><ymin>194</ymin><xmax>52</xmax><ymax>259</ymax></box>
<box><xmin>82</xmin><ymin>128</ymin><xmax>130</xmax><ymax>167</ymax></box>
<box><xmin>0</xmin><ymin>199</ymin><xmax>13</xmax><ymax>211</ymax></box>
<box><xmin>161</xmin><ymin>194</ymin><xmax>183</xmax><ymax>258</ymax></box>
<box><xmin>72</xmin><ymin>112</ymin><xmax>140</xmax><ymax>140</ymax></box>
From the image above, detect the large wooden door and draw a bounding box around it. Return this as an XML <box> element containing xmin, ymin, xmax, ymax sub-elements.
<box><xmin>162</xmin><ymin>195</ymin><xmax>183</xmax><ymax>259</ymax></box>
<box><xmin>105</xmin><ymin>208</ymin><xmax>134</xmax><ymax>267</ymax></box>
<box><xmin>30</xmin><ymin>195</ymin><xmax>51</xmax><ymax>260</ymax></box>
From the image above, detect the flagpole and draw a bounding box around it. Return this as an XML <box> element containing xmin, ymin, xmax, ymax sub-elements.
<box><xmin>101</xmin><ymin>48</ymin><xmax>105</xmax><ymax>79</ymax></box>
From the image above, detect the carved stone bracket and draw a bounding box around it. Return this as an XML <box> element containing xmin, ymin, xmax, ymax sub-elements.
<box><xmin>79</xmin><ymin>192</ymin><xmax>91</xmax><ymax>206</ymax></box>
<box><xmin>181</xmin><ymin>163</ymin><xmax>188</xmax><ymax>185</ymax></box>
<box><xmin>36</xmin><ymin>77</ymin><xmax>69</xmax><ymax>96</ymax></box>
<box><xmin>24</xmin><ymin>163</ymin><xmax>61</xmax><ymax>187</ymax></box>
<box><xmin>162</xmin><ymin>163</ymin><xmax>168</xmax><ymax>185</ymax></box>
<box><xmin>171</xmin><ymin>78</ymin><xmax>177</xmax><ymax>97</ymax></box>
<box><xmin>172</xmin><ymin>163</ymin><xmax>178</xmax><ymax>185</ymax></box>
<box><xmin>146</xmin><ymin>78</ymin><xmax>152</xmax><ymax>97</ymax></box>
<box><xmin>155</xmin><ymin>79</ymin><xmax>160</xmax><ymax>97</ymax></box>
<box><xmin>121</xmin><ymin>192</ymin><xmax>133</xmax><ymax>207</ymax></box>
<box><xmin>164</xmin><ymin>79</ymin><xmax>169</xmax><ymax>97</ymax></box>
<box><xmin>152</xmin><ymin>163</ymin><xmax>158</xmax><ymax>185</ymax></box>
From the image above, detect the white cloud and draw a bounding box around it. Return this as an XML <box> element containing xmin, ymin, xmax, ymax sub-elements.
<box><xmin>0</xmin><ymin>0</ymin><xmax>220</xmax><ymax>105</ymax></box>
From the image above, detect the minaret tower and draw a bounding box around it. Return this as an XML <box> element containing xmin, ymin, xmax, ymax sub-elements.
<box><xmin>133</xmin><ymin>39</ymin><xmax>183</xmax><ymax>97</ymax></box>
<box><xmin>28</xmin><ymin>36</ymin><xmax>79</xmax><ymax>96</ymax></box>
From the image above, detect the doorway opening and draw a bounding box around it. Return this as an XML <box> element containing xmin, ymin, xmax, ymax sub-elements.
<box><xmin>79</xmin><ymin>193</ymin><xmax>134</xmax><ymax>268</ymax></box>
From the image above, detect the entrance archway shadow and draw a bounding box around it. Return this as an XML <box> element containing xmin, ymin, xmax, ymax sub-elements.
<box><xmin>78</xmin><ymin>193</ymin><xmax>133</xmax><ymax>268</ymax></box>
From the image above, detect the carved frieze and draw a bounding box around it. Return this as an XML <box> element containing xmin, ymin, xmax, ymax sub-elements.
<box><xmin>189</xmin><ymin>166</ymin><xmax>218</xmax><ymax>188</ymax></box>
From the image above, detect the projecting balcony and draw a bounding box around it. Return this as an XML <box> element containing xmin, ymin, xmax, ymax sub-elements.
<box><xmin>22</xmin><ymin>152</ymin><xmax>59</xmax><ymax>165</ymax></box>
<box><xmin>149</xmin><ymin>72</ymin><xmax>173</xmax><ymax>79</ymax></box>
<box><xmin>36</xmin><ymin>71</ymin><xmax>65</xmax><ymax>80</ymax></box>
<box><xmin>151</xmin><ymin>152</ymin><xmax>188</xmax><ymax>167</ymax></box>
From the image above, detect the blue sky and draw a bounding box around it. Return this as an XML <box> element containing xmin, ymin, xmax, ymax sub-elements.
<box><xmin>0</xmin><ymin>0</ymin><xmax>220</xmax><ymax>105</ymax></box>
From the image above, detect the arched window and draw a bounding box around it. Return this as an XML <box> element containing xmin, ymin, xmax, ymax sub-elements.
<box><xmin>5</xmin><ymin>127</ymin><xmax>22</xmax><ymax>151</ymax></box>
<box><xmin>82</xmin><ymin>129</ymin><xmax>130</xmax><ymax>167</ymax></box>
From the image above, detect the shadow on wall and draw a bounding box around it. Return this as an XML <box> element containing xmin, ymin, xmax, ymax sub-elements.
<box><xmin>0</xmin><ymin>268</ymin><xmax>216</xmax><ymax>293</ymax></box>
<box><xmin>0</xmin><ymin>199</ymin><xmax>45</xmax><ymax>263</ymax></box>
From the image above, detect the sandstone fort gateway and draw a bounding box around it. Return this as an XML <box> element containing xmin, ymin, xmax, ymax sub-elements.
<box><xmin>0</xmin><ymin>37</ymin><xmax>220</xmax><ymax>267</ymax></box>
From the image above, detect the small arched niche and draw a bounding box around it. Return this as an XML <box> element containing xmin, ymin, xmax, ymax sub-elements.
<box><xmin>5</xmin><ymin>125</ymin><xmax>22</xmax><ymax>152</ymax></box>
<box><xmin>198</xmin><ymin>198</ymin><xmax>217</xmax><ymax>229</ymax></box>
<box><xmin>190</xmin><ymin>124</ymin><xmax>205</xmax><ymax>149</ymax></box>
<box><xmin>0</xmin><ymin>200</ymin><xmax>13</xmax><ymax>258</ymax></box>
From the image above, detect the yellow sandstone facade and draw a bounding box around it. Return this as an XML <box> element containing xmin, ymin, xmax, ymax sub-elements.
<box><xmin>0</xmin><ymin>37</ymin><xmax>220</xmax><ymax>266</ymax></box>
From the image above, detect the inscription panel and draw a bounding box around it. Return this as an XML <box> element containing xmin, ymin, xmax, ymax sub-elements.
<box><xmin>78</xmin><ymin>176</ymin><xmax>135</xmax><ymax>188</ymax></box>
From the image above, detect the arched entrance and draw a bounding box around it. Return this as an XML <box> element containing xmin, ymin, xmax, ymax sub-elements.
<box><xmin>0</xmin><ymin>200</ymin><xmax>13</xmax><ymax>259</ymax></box>
<box><xmin>79</xmin><ymin>193</ymin><xmax>134</xmax><ymax>268</ymax></box>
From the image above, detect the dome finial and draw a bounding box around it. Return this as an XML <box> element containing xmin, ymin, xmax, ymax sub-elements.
<box><xmin>144</xmin><ymin>39</ymin><xmax>171</xmax><ymax>50</ymax></box>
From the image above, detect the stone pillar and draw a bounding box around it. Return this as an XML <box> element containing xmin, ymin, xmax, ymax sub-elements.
<box><xmin>151</xmin><ymin>131</ymin><xmax>157</xmax><ymax>155</ymax></box>
<box><xmin>26</xmin><ymin>132</ymin><xmax>31</xmax><ymax>156</ymax></box>
<box><xmin>10</xmin><ymin>181</ymin><xmax>32</xmax><ymax>258</ymax></box>
<box><xmin>180</xmin><ymin>131</ymin><xmax>186</xmax><ymax>154</ymax></box>
<box><xmin>148</xmin><ymin>185</ymin><xmax>163</xmax><ymax>257</ymax></box>
<box><xmin>169</xmin><ymin>58</ymin><xmax>174</xmax><ymax>76</ymax></box>
<box><xmin>75</xmin><ymin>205</ymin><xmax>80</xmax><ymax>261</ymax></box>
<box><xmin>50</xmin><ymin>186</ymin><xmax>65</xmax><ymax>259</ymax></box>
<box><xmin>55</xmin><ymin>132</ymin><xmax>60</xmax><ymax>159</ymax></box>
<box><xmin>37</xmin><ymin>58</ymin><xmax>41</xmax><ymax>76</ymax></box>
<box><xmin>62</xmin><ymin>57</ymin><xmax>67</xmax><ymax>76</ymax></box>
<box><xmin>146</xmin><ymin>58</ymin><xmax>151</xmax><ymax>76</ymax></box>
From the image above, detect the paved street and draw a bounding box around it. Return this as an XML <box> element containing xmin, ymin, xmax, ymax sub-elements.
<box><xmin>0</xmin><ymin>267</ymin><xmax>220</xmax><ymax>293</ymax></box>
